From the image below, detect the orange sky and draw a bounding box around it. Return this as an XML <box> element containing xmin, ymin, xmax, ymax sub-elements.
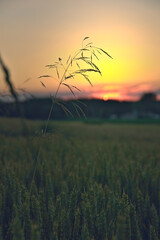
<box><xmin>0</xmin><ymin>0</ymin><xmax>160</xmax><ymax>101</ymax></box>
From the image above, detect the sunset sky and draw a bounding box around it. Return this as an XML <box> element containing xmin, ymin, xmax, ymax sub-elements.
<box><xmin>0</xmin><ymin>0</ymin><xmax>160</xmax><ymax>101</ymax></box>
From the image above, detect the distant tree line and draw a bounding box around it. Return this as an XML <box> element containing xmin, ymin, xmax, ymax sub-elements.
<box><xmin>0</xmin><ymin>92</ymin><xmax>160</xmax><ymax>120</ymax></box>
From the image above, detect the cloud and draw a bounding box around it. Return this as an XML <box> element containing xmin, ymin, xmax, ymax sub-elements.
<box><xmin>32</xmin><ymin>79</ymin><xmax>160</xmax><ymax>101</ymax></box>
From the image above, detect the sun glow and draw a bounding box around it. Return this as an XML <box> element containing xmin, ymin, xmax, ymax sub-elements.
<box><xmin>102</xmin><ymin>92</ymin><xmax>121</xmax><ymax>101</ymax></box>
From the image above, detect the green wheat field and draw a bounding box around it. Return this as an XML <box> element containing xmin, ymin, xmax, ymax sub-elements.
<box><xmin>0</xmin><ymin>118</ymin><xmax>160</xmax><ymax>240</ymax></box>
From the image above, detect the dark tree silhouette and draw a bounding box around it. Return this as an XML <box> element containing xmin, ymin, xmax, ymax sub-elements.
<box><xmin>140</xmin><ymin>92</ymin><xmax>157</xmax><ymax>102</ymax></box>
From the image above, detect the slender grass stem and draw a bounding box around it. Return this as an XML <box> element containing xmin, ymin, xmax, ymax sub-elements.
<box><xmin>29</xmin><ymin>38</ymin><xmax>112</xmax><ymax>197</ymax></box>
<box><xmin>29</xmin><ymin>82</ymin><xmax>61</xmax><ymax>197</ymax></box>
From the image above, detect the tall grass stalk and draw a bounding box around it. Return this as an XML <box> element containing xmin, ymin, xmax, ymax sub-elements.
<box><xmin>29</xmin><ymin>37</ymin><xmax>112</xmax><ymax>196</ymax></box>
<box><xmin>0</xmin><ymin>56</ymin><xmax>28</xmax><ymax>136</ymax></box>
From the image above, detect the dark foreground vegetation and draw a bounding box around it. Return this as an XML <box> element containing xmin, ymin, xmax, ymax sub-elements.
<box><xmin>0</xmin><ymin>118</ymin><xmax>160</xmax><ymax>240</ymax></box>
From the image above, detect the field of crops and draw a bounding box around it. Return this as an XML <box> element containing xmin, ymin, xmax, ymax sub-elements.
<box><xmin>0</xmin><ymin>118</ymin><xmax>160</xmax><ymax>240</ymax></box>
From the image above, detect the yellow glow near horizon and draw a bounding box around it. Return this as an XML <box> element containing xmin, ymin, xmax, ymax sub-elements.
<box><xmin>102</xmin><ymin>92</ymin><xmax>121</xmax><ymax>101</ymax></box>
